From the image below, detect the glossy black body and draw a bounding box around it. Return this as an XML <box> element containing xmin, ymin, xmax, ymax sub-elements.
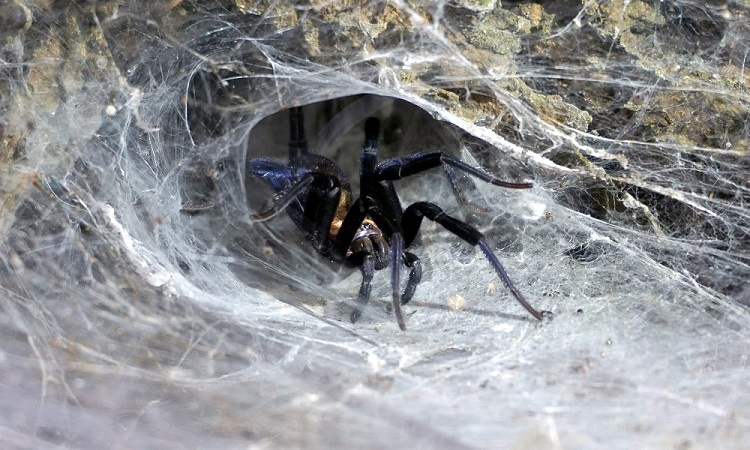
<box><xmin>248</xmin><ymin>106</ymin><xmax>544</xmax><ymax>330</ymax></box>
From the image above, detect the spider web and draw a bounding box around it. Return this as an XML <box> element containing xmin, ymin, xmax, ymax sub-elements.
<box><xmin>1</xmin><ymin>0</ymin><xmax>749</xmax><ymax>447</ymax></box>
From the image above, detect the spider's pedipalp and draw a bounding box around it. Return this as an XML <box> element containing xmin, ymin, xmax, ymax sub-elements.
<box><xmin>401</xmin><ymin>251</ymin><xmax>422</xmax><ymax>305</ymax></box>
<box><xmin>351</xmin><ymin>253</ymin><xmax>375</xmax><ymax>324</ymax></box>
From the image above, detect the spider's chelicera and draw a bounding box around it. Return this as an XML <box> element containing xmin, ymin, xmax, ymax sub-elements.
<box><xmin>248</xmin><ymin>106</ymin><xmax>544</xmax><ymax>330</ymax></box>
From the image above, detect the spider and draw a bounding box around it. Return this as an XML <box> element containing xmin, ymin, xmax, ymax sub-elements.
<box><xmin>248</xmin><ymin>105</ymin><xmax>545</xmax><ymax>330</ymax></box>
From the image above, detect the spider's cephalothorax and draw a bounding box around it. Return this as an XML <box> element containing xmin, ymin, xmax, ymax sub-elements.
<box><xmin>248</xmin><ymin>106</ymin><xmax>544</xmax><ymax>330</ymax></box>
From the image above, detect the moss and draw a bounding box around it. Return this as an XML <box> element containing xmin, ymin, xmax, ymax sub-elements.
<box><xmin>465</xmin><ymin>25</ymin><xmax>518</xmax><ymax>55</ymax></box>
<box><xmin>526</xmin><ymin>92</ymin><xmax>592</xmax><ymax>131</ymax></box>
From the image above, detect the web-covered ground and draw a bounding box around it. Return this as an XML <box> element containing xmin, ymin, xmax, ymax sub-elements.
<box><xmin>1</xmin><ymin>1</ymin><xmax>748</xmax><ymax>448</ymax></box>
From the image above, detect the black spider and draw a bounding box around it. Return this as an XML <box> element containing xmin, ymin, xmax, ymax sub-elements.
<box><xmin>248</xmin><ymin>106</ymin><xmax>545</xmax><ymax>330</ymax></box>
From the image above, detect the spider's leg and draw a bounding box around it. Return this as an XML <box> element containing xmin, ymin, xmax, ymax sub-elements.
<box><xmin>339</xmin><ymin>203</ymin><xmax>406</xmax><ymax>330</ymax></box>
<box><xmin>247</xmin><ymin>158</ymin><xmax>293</xmax><ymax>191</ymax></box>
<box><xmin>333</xmin><ymin>199</ymin><xmax>384</xmax><ymax>325</ymax></box>
<box><xmin>402</xmin><ymin>201</ymin><xmax>543</xmax><ymax>321</ymax></box>
<box><xmin>355</xmin><ymin>118</ymin><xmax>409</xmax><ymax>329</ymax></box>
<box><xmin>401</xmin><ymin>251</ymin><xmax>422</xmax><ymax>305</ymax></box>
<box><xmin>376</xmin><ymin>151</ymin><xmax>533</xmax><ymax>189</ymax></box>
<box><xmin>360</xmin><ymin>209</ymin><xmax>408</xmax><ymax>330</ymax></box>
<box><xmin>441</xmin><ymin>161</ymin><xmax>489</xmax><ymax>213</ymax></box>
<box><xmin>289</xmin><ymin>106</ymin><xmax>308</xmax><ymax>163</ymax></box>
<box><xmin>358</xmin><ymin>118</ymin><xmax>381</xmax><ymax>202</ymax></box>
<box><xmin>298</xmin><ymin>176</ymin><xmax>343</xmax><ymax>253</ymax></box>
<box><xmin>349</xmin><ymin>252</ymin><xmax>375</xmax><ymax>324</ymax></box>
<box><xmin>389</xmin><ymin>232</ymin><xmax>406</xmax><ymax>330</ymax></box>
<box><xmin>250</xmin><ymin>173</ymin><xmax>314</xmax><ymax>221</ymax></box>
<box><xmin>250</xmin><ymin>165</ymin><xmax>341</xmax><ymax>253</ymax></box>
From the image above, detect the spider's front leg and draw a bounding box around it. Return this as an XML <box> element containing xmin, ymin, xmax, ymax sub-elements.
<box><xmin>400</xmin><ymin>251</ymin><xmax>422</xmax><ymax>305</ymax></box>
<box><xmin>376</xmin><ymin>151</ymin><xmax>533</xmax><ymax>189</ymax></box>
<box><xmin>288</xmin><ymin>106</ymin><xmax>309</xmax><ymax>163</ymax></box>
<box><xmin>354</xmin><ymin>118</ymin><xmax>416</xmax><ymax>329</ymax></box>
<box><xmin>401</xmin><ymin>201</ymin><xmax>544</xmax><ymax>321</ymax></box>
<box><xmin>349</xmin><ymin>253</ymin><xmax>376</xmax><ymax>324</ymax></box>
<box><xmin>331</xmin><ymin>199</ymin><xmax>385</xmax><ymax>325</ymax></box>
